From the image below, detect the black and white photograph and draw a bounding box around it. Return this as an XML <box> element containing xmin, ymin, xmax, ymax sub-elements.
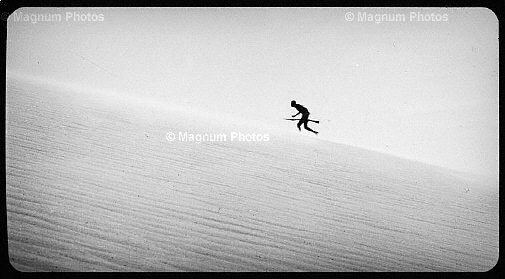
<box><xmin>5</xmin><ymin>7</ymin><xmax>499</xmax><ymax>272</ymax></box>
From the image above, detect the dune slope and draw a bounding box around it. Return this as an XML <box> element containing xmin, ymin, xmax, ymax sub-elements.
<box><xmin>6</xmin><ymin>77</ymin><xmax>498</xmax><ymax>271</ymax></box>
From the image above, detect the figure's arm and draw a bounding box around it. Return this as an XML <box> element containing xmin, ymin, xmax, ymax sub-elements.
<box><xmin>292</xmin><ymin>112</ymin><xmax>300</xmax><ymax>117</ymax></box>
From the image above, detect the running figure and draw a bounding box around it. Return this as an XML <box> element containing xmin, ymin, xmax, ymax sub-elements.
<box><xmin>291</xmin><ymin>100</ymin><xmax>318</xmax><ymax>135</ymax></box>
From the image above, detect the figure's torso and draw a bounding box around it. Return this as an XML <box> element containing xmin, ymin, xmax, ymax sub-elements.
<box><xmin>295</xmin><ymin>104</ymin><xmax>309</xmax><ymax>114</ymax></box>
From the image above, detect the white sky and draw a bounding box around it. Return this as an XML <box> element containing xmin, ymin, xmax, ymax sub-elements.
<box><xmin>7</xmin><ymin>7</ymin><xmax>498</xmax><ymax>178</ymax></box>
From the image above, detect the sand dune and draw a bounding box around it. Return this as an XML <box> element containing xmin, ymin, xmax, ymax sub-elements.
<box><xmin>6</xmin><ymin>76</ymin><xmax>498</xmax><ymax>271</ymax></box>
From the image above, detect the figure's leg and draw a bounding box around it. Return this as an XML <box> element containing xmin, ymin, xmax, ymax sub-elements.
<box><xmin>303</xmin><ymin>115</ymin><xmax>318</xmax><ymax>134</ymax></box>
<box><xmin>297</xmin><ymin>114</ymin><xmax>308</xmax><ymax>131</ymax></box>
<box><xmin>304</xmin><ymin>122</ymin><xmax>318</xmax><ymax>134</ymax></box>
<box><xmin>296</xmin><ymin>119</ymin><xmax>302</xmax><ymax>131</ymax></box>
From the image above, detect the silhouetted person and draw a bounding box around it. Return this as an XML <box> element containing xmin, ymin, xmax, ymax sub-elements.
<box><xmin>291</xmin><ymin>100</ymin><xmax>318</xmax><ymax>135</ymax></box>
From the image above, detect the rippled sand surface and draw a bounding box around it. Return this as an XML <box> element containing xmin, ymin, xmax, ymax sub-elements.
<box><xmin>6</xmin><ymin>77</ymin><xmax>498</xmax><ymax>271</ymax></box>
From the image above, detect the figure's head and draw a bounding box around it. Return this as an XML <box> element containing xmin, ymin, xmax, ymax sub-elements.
<box><xmin>291</xmin><ymin>100</ymin><xmax>296</xmax><ymax>107</ymax></box>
